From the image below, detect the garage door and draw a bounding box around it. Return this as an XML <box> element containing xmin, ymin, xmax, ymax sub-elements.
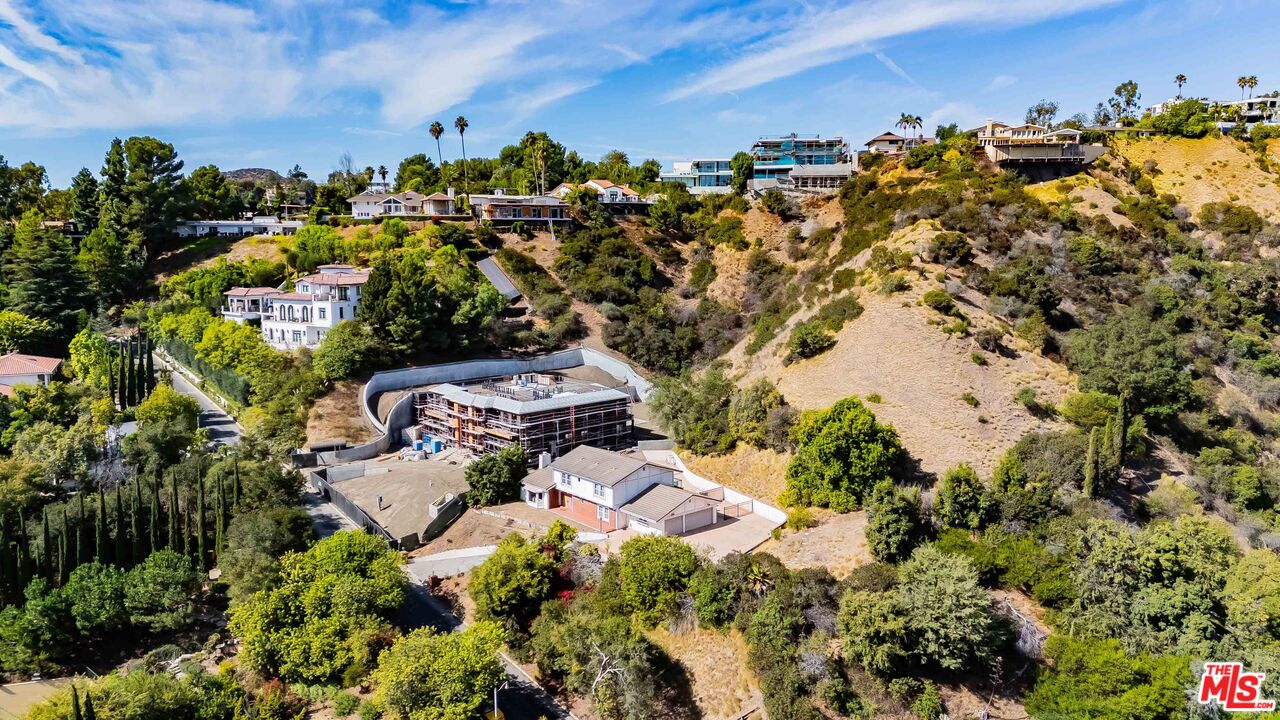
<box><xmin>665</xmin><ymin>507</ymin><xmax>715</xmax><ymax>535</ymax></box>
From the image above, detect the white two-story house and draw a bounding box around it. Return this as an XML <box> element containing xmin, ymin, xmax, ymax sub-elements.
<box><xmin>223</xmin><ymin>264</ymin><xmax>370</xmax><ymax>350</ymax></box>
<box><xmin>520</xmin><ymin>445</ymin><xmax>719</xmax><ymax>535</ymax></box>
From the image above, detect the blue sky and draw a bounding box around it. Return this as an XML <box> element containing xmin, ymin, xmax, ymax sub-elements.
<box><xmin>2</xmin><ymin>0</ymin><xmax>1278</xmax><ymax>186</ymax></box>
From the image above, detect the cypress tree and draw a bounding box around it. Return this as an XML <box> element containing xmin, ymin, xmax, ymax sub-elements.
<box><xmin>144</xmin><ymin>335</ymin><xmax>156</xmax><ymax>396</ymax></box>
<box><xmin>56</xmin><ymin>517</ymin><xmax>67</xmax><ymax>585</ymax></box>
<box><xmin>113</xmin><ymin>487</ymin><xmax>126</xmax><ymax>565</ymax></box>
<box><xmin>1084</xmin><ymin>427</ymin><xmax>1099</xmax><ymax>499</ymax></box>
<box><xmin>116</xmin><ymin>344</ymin><xmax>128</xmax><ymax>409</ymax></box>
<box><xmin>75</xmin><ymin>492</ymin><xmax>87</xmax><ymax>567</ymax></box>
<box><xmin>1116</xmin><ymin>393</ymin><xmax>1130</xmax><ymax>467</ymax></box>
<box><xmin>95</xmin><ymin>487</ymin><xmax>109</xmax><ymax>564</ymax></box>
<box><xmin>71</xmin><ymin>685</ymin><xmax>82</xmax><ymax>720</ymax></box>
<box><xmin>232</xmin><ymin>456</ymin><xmax>242</xmax><ymax>508</ymax></box>
<box><xmin>15</xmin><ymin>513</ymin><xmax>31</xmax><ymax>590</ymax></box>
<box><xmin>150</xmin><ymin>479</ymin><xmax>161</xmax><ymax>553</ymax></box>
<box><xmin>214</xmin><ymin>473</ymin><xmax>226</xmax><ymax>560</ymax></box>
<box><xmin>40</xmin><ymin>508</ymin><xmax>52</xmax><ymax>581</ymax></box>
<box><xmin>168</xmin><ymin>470</ymin><xmax>179</xmax><ymax>551</ymax></box>
<box><xmin>126</xmin><ymin>336</ymin><xmax>137</xmax><ymax>408</ymax></box>
<box><xmin>196</xmin><ymin>469</ymin><xmax>207</xmax><ymax>570</ymax></box>
<box><xmin>84</xmin><ymin>692</ymin><xmax>96</xmax><ymax>720</ymax></box>
<box><xmin>0</xmin><ymin>517</ymin><xmax>12</xmax><ymax>607</ymax></box>
<box><xmin>131</xmin><ymin>481</ymin><xmax>145</xmax><ymax>563</ymax></box>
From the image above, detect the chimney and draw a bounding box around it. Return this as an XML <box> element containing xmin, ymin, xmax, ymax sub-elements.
<box><xmin>537</xmin><ymin>451</ymin><xmax>552</xmax><ymax>469</ymax></box>
<box><xmin>985</xmin><ymin>118</ymin><xmax>994</xmax><ymax>136</ymax></box>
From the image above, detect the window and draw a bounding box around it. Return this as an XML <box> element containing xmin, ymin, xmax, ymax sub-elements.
<box><xmin>338</xmin><ymin>307</ymin><xmax>344</xmax><ymax>319</ymax></box>
<box><xmin>558</xmin><ymin>472</ymin><xmax>570</xmax><ymax>486</ymax></box>
<box><xmin>318</xmin><ymin>308</ymin><xmax>326</xmax><ymax>320</ymax></box>
<box><xmin>291</xmin><ymin>330</ymin><xmax>303</xmax><ymax>343</ymax></box>
<box><xmin>338</xmin><ymin>287</ymin><xmax>349</xmax><ymax>301</ymax></box>
<box><xmin>592</xmin><ymin>482</ymin><xmax>605</xmax><ymax>499</ymax></box>
<box><xmin>597</xmin><ymin>505</ymin><xmax>610</xmax><ymax>522</ymax></box>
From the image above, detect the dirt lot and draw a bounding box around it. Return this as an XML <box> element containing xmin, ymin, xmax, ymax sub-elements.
<box><xmin>647</xmin><ymin>627</ymin><xmax>761</xmax><ymax>720</ymax></box>
<box><xmin>683</xmin><ymin>445</ymin><xmax>791</xmax><ymax>506</ymax></box>
<box><xmin>306</xmin><ymin>379</ymin><xmax>374</xmax><ymax>446</ymax></box>
<box><xmin>756</xmin><ymin>510</ymin><xmax>871</xmax><ymax>578</ymax></box>
<box><xmin>412</xmin><ymin>508</ymin><xmax>537</xmax><ymax>556</ymax></box>
<box><xmin>1116</xmin><ymin>136</ymin><xmax>1280</xmax><ymax>221</ymax></box>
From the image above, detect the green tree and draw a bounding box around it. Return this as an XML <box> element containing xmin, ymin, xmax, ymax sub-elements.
<box><xmin>313</xmin><ymin>321</ymin><xmax>381</xmax><ymax>382</ymax></box>
<box><xmin>866</xmin><ymin>480</ymin><xmax>924</xmax><ymax>563</ymax></box>
<box><xmin>182</xmin><ymin>164</ymin><xmax>237</xmax><ymax>220</ymax></box>
<box><xmin>392</xmin><ymin>153</ymin><xmax>441</xmax><ymax>193</ymax></box>
<box><xmin>230</xmin><ymin>531</ymin><xmax>406</xmax><ymax>683</ymax></box>
<box><xmin>134</xmin><ymin>383</ymin><xmax>199</xmax><ymax>434</ymax></box>
<box><xmin>1064</xmin><ymin>311</ymin><xmax>1194</xmax><ymax>419</ymax></box>
<box><xmin>219</xmin><ymin>507</ymin><xmax>315</xmax><ymax>603</ymax></box>
<box><xmin>371</xmin><ymin>622</ymin><xmax>506</xmax><ymax>720</ymax></box>
<box><xmin>897</xmin><ymin>545</ymin><xmax>995</xmax><ymax>670</ymax></box>
<box><xmin>1025</xmin><ymin>636</ymin><xmax>1189</xmax><ymax>719</ymax></box>
<box><xmin>935</xmin><ymin>464</ymin><xmax>994</xmax><ymax>530</ymax></box>
<box><xmin>463</xmin><ymin>445</ymin><xmax>528</xmax><ymax>507</ymax></box>
<box><xmin>0</xmin><ymin>310</ymin><xmax>55</xmax><ymax>355</ymax></box>
<box><xmin>0</xmin><ymin>579</ymin><xmax>73</xmax><ymax>673</ymax></box>
<box><xmin>77</xmin><ymin>227</ymin><xmax>140</xmax><ymax>309</ymax></box>
<box><xmin>97</xmin><ymin>138</ymin><xmax>128</xmax><ymax>236</ymax></box>
<box><xmin>124</xmin><ymin>550</ymin><xmax>200</xmax><ymax>631</ymax></box>
<box><xmin>469</xmin><ymin>533</ymin><xmax>555</xmax><ymax>634</ymax></box>
<box><xmin>122</xmin><ymin>136</ymin><xmax>184</xmax><ymax>257</ymax></box>
<box><xmin>69</xmin><ymin>168</ymin><xmax>99</xmax><ymax>232</ymax></box>
<box><xmin>782</xmin><ymin>397</ymin><xmax>901</xmax><ymax>511</ymax></box>
<box><xmin>62</xmin><ymin>561</ymin><xmax>128</xmax><ymax>636</ymax></box>
<box><xmin>619</xmin><ymin>535</ymin><xmax>699</xmax><ymax>626</ymax></box>
<box><xmin>651</xmin><ymin>367</ymin><xmax>735</xmax><ymax>455</ymax></box>
<box><xmin>5</xmin><ymin>213</ymin><xmax>93</xmax><ymax>338</ymax></box>
<box><xmin>729</xmin><ymin>152</ymin><xmax>753</xmax><ymax>195</ymax></box>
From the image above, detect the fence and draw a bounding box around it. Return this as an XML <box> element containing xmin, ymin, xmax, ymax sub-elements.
<box><xmin>161</xmin><ymin>338</ymin><xmax>251</xmax><ymax>406</ymax></box>
<box><xmin>307</xmin><ymin>466</ymin><xmax>400</xmax><ymax>548</ymax></box>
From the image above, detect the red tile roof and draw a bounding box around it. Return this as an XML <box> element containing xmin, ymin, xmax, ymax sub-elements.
<box><xmin>0</xmin><ymin>352</ymin><xmax>61</xmax><ymax>376</ymax></box>
<box><xmin>296</xmin><ymin>271</ymin><xmax>370</xmax><ymax>286</ymax></box>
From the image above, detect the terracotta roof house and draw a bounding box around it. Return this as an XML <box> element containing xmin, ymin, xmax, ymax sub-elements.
<box><xmin>0</xmin><ymin>352</ymin><xmax>62</xmax><ymax>396</ymax></box>
<box><xmin>520</xmin><ymin>445</ymin><xmax>719</xmax><ymax>535</ymax></box>
<box><xmin>548</xmin><ymin>180</ymin><xmax>646</xmax><ymax>203</ymax></box>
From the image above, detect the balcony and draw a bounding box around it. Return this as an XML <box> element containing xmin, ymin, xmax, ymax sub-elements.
<box><xmin>223</xmin><ymin>300</ymin><xmax>264</xmax><ymax>322</ymax></box>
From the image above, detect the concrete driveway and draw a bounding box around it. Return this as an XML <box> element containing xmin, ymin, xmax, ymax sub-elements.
<box><xmin>407</xmin><ymin>545</ymin><xmax>497</xmax><ymax>579</ymax></box>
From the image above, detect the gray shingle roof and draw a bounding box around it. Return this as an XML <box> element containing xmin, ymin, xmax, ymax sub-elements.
<box><xmin>521</xmin><ymin>467</ymin><xmax>555</xmax><ymax>490</ymax></box>
<box><xmin>619</xmin><ymin>484</ymin><xmax>696</xmax><ymax>521</ymax></box>
<box><xmin>551</xmin><ymin>445</ymin><xmax>645</xmax><ymax>487</ymax></box>
<box><xmin>428</xmin><ymin>384</ymin><xmax>630</xmax><ymax>416</ymax></box>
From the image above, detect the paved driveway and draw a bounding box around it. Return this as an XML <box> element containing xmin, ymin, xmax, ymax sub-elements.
<box><xmin>154</xmin><ymin>351</ymin><xmax>243</xmax><ymax>447</ymax></box>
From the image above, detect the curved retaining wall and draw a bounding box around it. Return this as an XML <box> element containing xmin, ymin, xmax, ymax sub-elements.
<box><xmin>304</xmin><ymin>347</ymin><xmax>654</xmax><ymax>466</ymax></box>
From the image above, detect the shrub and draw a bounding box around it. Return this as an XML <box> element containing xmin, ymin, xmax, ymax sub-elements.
<box><xmin>619</xmin><ymin>536</ymin><xmax>699</xmax><ymax>626</ymax></box>
<box><xmin>921</xmin><ymin>289</ymin><xmax>957</xmax><ymax>316</ymax></box>
<box><xmin>924</xmin><ymin>231</ymin><xmax>971</xmax><ymax>264</ymax></box>
<box><xmin>787</xmin><ymin>321</ymin><xmax>836</xmax><ymax>360</ymax></box>
<box><xmin>783</xmin><ymin>397</ymin><xmax>901</xmax><ymax>511</ymax></box>
<box><xmin>935</xmin><ymin>464</ymin><xmax>995</xmax><ymax>530</ymax></box>
<box><xmin>333</xmin><ymin>691</ymin><xmax>359</xmax><ymax>717</ymax></box>
<box><xmin>1198</xmin><ymin>201</ymin><xmax>1265</xmax><ymax>235</ymax></box>
<box><xmin>974</xmin><ymin>327</ymin><xmax>1003</xmax><ymax>352</ymax></box>
<box><xmin>961</xmin><ymin>392</ymin><xmax>979</xmax><ymax>407</ymax></box>
<box><xmin>970</xmin><ymin>352</ymin><xmax>988</xmax><ymax>366</ymax></box>
<box><xmin>761</xmin><ymin>189</ymin><xmax>796</xmax><ymax>219</ymax></box>
<box><xmin>785</xmin><ymin>506</ymin><xmax>817</xmax><ymax>531</ymax></box>
<box><xmin>865</xmin><ymin>481</ymin><xmax>924</xmax><ymax>563</ymax></box>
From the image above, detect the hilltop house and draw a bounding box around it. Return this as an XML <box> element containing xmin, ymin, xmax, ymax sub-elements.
<box><xmin>973</xmin><ymin>120</ymin><xmax>1105</xmax><ymax>165</ymax></box>
<box><xmin>863</xmin><ymin>132</ymin><xmax>934</xmax><ymax>155</ymax></box>
<box><xmin>222</xmin><ymin>264</ymin><xmax>369</xmax><ymax>349</ymax></box>
<box><xmin>175</xmin><ymin>215</ymin><xmax>302</xmax><ymax>238</ymax></box>
<box><xmin>750</xmin><ymin>133</ymin><xmax>850</xmax><ymax>187</ymax></box>
<box><xmin>659</xmin><ymin>159</ymin><xmax>734</xmax><ymax>194</ymax></box>
<box><xmin>548</xmin><ymin>179</ymin><xmax>647</xmax><ymax>204</ymax></box>
<box><xmin>0</xmin><ymin>352</ymin><xmax>61</xmax><ymax>396</ymax></box>
<box><xmin>521</xmin><ymin>445</ymin><xmax>719</xmax><ymax>534</ymax></box>
<box><xmin>348</xmin><ymin>189</ymin><xmax>458</xmax><ymax>219</ymax></box>
<box><xmin>468</xmin><ymin>190</ymin><xmax>569</xmax><ymax>225</ymax></box>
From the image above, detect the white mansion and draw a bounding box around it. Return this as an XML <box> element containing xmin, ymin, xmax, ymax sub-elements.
<box><xmin>222</xmin><ymin>264</ymin><xmax>370</xmax><ymax>349</ymax></box>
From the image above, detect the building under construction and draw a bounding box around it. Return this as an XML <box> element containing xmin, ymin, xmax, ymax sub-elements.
<box><xmin>414</xmin><ymin>373</ymin><xmax>634</xmax><ymax>457</ymax></box>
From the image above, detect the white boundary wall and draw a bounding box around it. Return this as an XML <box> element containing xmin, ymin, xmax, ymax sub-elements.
<box><xmin>640</xmin><ymin>449</ymin><xmax>787</xmax><ymax>526</ymax></box>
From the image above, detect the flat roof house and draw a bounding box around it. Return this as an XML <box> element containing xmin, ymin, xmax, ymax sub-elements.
<box><xmin>659</xmin><ymin>159</ymin><xmax>734</xmax><ymax>195</ymax></box>
<box><xmin>469</xmin><ymin>190</ymin><xmax>569</xmax><ymax>225</ymax></box>
<box><xmin>0</xmin><ymin>352</ymin><xmax>61</xmax><ymax>396</ymax></box>
<box><xmin>415</xmin><ymin>372</ymin><xmax>633</xmax><ymax>457</ymax></box>
<box><xmin>224</xmin><ymin>264</ymin><xmax>370</xmax><ymax>350</ymax></box>
<box><xmin>175</xmin><ymin>216</ymin><xmax>302</xmax><ymax>238</ymax></box>
<box><xmin>750</xmin><ymin>133</ymin><xmax>850</xmax><ymax>186</ymax></box>
<box><xmin>521</xmin><ymin>445</ymin><xmax>719</xmax><ymax>535</ymax></box>
<box><xmin>863</xmin><ymin>132</ymin><xmax>935</xmax><ymax>155</ymax></box>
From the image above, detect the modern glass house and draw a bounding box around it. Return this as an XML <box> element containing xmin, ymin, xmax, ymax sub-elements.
<box><xmin>750</xmin><ymin>134</ymin><xmax>850</xmax><ymax>182</ymax></box>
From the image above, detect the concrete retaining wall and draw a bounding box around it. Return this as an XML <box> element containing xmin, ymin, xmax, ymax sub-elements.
<box><xmin>652</xmin><ymin>449</ymin><xmax>787</xmax><ymax>526</ymax></box>
<box><xmin>298</xmin><ymin>347</ymin><xmax>656</xmax><ymax>468</ymax></box>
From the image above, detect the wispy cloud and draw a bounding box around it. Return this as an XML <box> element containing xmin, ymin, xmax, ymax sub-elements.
<box><xmin>871</xmin><ymin>49</ymin><xmax>914</xmax><ymax>85</ymax></box>
<box><xmin>663</xmin><ymin>0</ymin><xmax>1121</xmax><ymax>102</ymax></box>
<box><xmin>985</xmin><ymin>74</ymin><xmax>1018</xmax><ymax>92</ymax></box>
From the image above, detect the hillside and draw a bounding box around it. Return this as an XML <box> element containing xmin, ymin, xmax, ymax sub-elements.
<box><xmin>1115</xmin><ymin>135</ymin><xmax>1280</xmax><ymax>220</ymax></box>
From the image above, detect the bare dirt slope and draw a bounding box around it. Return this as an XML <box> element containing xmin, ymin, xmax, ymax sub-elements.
<box><xmin>647</xmin><ymin>627</ymin><xmax>761</xmax><ymax>720</ymax></box>
<box><xmin>733</xmin><ymin>282</ymin><xmax>1073</xmax><ymax>478</ymax></box>
<box><xmin>306</xmin><ymin>379</ymin><xmax>374</xmax><ymax>446</ymax></box>
<box><xmin>683</xmin><ymin>446</ymin><xmax>791</xmax><ymax>506</ymax></box>
<box><xmin>1116</xmin><ymin>136</ymin><xmax>1280</xmax><ymax>221</ymax></box>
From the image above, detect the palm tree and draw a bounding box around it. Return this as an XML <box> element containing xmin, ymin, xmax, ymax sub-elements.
<box><xmin>429</xmin><ymin>121</ymin><xmax>445</xmax><ymax>172</ymax></box>
<box><xmin>454</xmin><ymin>116</ymin><xmax>469</xmax><ymax>198</ymax></box>
<box><xmin>1175</xmin><ymin>74</ymin><xmax>1187</xmax><ymax>98</ymax></box>
<box><xmin>895</xmin><ymin>113</ymin><xmax>911</xmax><ymax>136</ymax></box>
<box><xmin>1239</xmin><ymin>76</ymin><xmax>1249</xmax><ymax>100</ymax></box>
<box><xmin>1248</xmin><ymin>75</ymin><xmax>1259</xmax><ymax>99</ymax></box>
<box><xmin>377</xmin><ymin>165</ymin><xmax>387</xmax><ymax>186</ymax></box>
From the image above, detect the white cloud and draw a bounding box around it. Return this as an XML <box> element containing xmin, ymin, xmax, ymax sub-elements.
<box><xmin>715</xmin><ymin>108</ymin><xmax>767</xmax><ymax>124</ymax></box>
<box><xmin>664</xmin><ymin>0</ymin><xmax>1120</xmax><ymax>102</ymax></box>
<box><xmin>871</xmin><ymin>49</ymin><xmax>914</xmax><ymax>85</ymax></box>
<box><xmin>922</xmin><ymin>101</ymin><xmax>984</xmax><ymax>131</ymax></box>
<box><xmin>985</xmin><ymin>74</ymin><xmax>1018</xmax><ymax>92</ymax></box>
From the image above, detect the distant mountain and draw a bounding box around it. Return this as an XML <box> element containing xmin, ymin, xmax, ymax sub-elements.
<box><xmin>224</xmin><ymin>167</ymin><xmax>284</xmax><ymax>185</ymax></box>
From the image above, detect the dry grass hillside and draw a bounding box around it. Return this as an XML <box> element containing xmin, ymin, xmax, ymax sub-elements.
<box><xmin>1115</xmin><ymin>136</ymin><xmax>1280</xmax><ymax>220</ymax></box>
